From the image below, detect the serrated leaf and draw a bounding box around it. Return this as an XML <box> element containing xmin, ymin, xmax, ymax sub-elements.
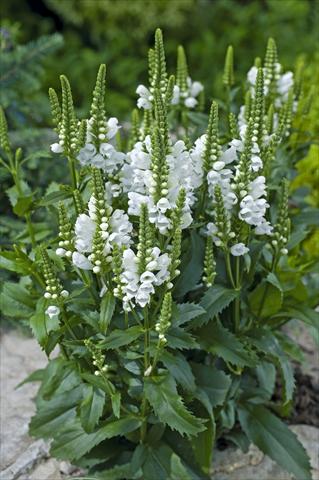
<box><xmin>99</xmin><ymin>292</ymin><xmax>116</xmax><ymax>333</ymax></box>
<box><xmin>238</xmin><ymin>404</ymin><xmax>311</xmax><ymax>480</ymax></box>
<box><xmin>248</xmin><ymin>329</ymin><xmax>295</xmax><ymax>404</ymax></box>
<box><xmin>95</xmin><ymin>463</ymin><xmax>133</xmax><ymax>479</ymax></box>
<box><xmin>38</xmin><ymin>189</ymin><xmax>72</xmax><ymax>206</ymax></box>
<box><xmin>111</xmin><ymin>392</ymin><xmax>121</xmax><ymax>418</ymax></box>
<box><xmin>30</xmin><ymin>386</ymin><xmax>83</xmax><ymax>438</ymax></box>
<box><xmin>275</xmin><ymin>305</ymin><xmax>319</xmax><ymax>329</ymax></box>
<box><xmin>50</xmin><ymin>416</ymin><xmax>141</xmax><ymax>461</ymax></box>
<box><xmin>144</xmin><ymin>375</ymin><xmax>205</xmax><ymax>437</ymax></box>
<box><xmin>166</xmin><ymin>327</ymin><xmax>199</xmax><ymax>350</ymax></box>
<box><xmin>99</xmin><ymin>326</ymin><xmax>143</xmax><ymax>350</ymax></box>
<box><xmin>198</xmin><ymin>320</ymin><xmax>257</xmax><ymax>367</ymax></box>
<box><xmin>142</xmin><ymin>445</ymin><xmax>172</xmax><ymax>480</ymax></box>
<box><xmin>172</xmin><ymin>302</ymin><xmax>206</xmax><ymax>327</ymax></box>
<box><xmin>170</xmin><ymin>453</ymin><xmax>192</xmax><ymax>480</ymax></box>
<box><xmin>13</xmin><ymin>195</ymin><xmax>34</xmax><ymax>216</ymax></box>
<box><xmin>161</xmin><ymin>350</ymin><xmax>196</xmax><ymax>392</ymax></box>
<box><xmin>191</xmin><ymin>362</ymin><xmax>231</xmax><ymax>408</ymax></box>
<box><xmin>0</xmin><ymin>282</ymin><xmax>34</xmax><ymax>318</ymax></box>
<box><xmin>248</xmin><ymin>282</ymin><xmax>282</xmax><ymax>318</ymax></box>
<box><xmin>80</xmin><ymin>385</ymin><xmax>105</xmax><ymax>433</ymax></box>
<box><xmin>255</xmin><ymin>361</ymin><xmax>276</xmax><ymax>399</ymax></box>
<box><xmin>191</xmin><ymin>413</ymin><xmax>215</xmax><ymax>475</ymax></box>
<box><xmin>192</xmin><ymin>285</ymin><xmax>239</xmax><ymax>328</ymax></box>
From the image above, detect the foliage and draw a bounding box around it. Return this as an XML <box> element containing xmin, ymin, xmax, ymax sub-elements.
<box><xmin>0</xmin><ymin>27</ymin><xmax>318</xmax><ymax>480</ymax></box>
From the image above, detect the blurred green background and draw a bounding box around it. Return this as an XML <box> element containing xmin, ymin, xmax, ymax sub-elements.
<box><xmin>1</xmin><ymin>0</ymin><xmax>319</xmax><ymax>126</ymax></box>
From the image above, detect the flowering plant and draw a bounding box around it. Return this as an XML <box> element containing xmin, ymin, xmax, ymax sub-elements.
<box><xmin>1</xmin><ymin>30</ymin><xmax>317</xmax><ymax>480</ymax></box>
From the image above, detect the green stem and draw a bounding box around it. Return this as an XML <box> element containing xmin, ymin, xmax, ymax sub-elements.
<box><xmin>68</xmin><ymin>156</ymin><xmax>78</xmax><ymax>190</ymax></box>
<box><xmin>257</xmin><ymin>255</ymin><xmax>277</xmax><ymax>320</ymax></box>
<box><xmin>25</xmin><ymin>212</ymin><xmax>36</xmax><ymax>248</ymax></box>
<box><xmin>140</xmin><ymin>306</ymin><xmax>150</xmax><ymax>442</ymax></box>
<box><xmin>234</xmin><ymin>256</ymin><xmax>241</xmax><ymax>331</ymax></box>
<box><xmin>225</xmin><ymin>252</ymin><xmax>236</xmax><ymax>289</ymax></box>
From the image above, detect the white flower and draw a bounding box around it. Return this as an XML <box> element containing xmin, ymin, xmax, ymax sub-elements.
<box><xmin>45</xmin><ymin>305</ymin><xmax>60</xmax><ymax>320</ymax></box>
<box><xmin>188</xmin><ymin>79</ymin><xmax>204</xmax><ymax>97</ymax></box>
<box><xmin>50</xmin><ymin>143</ymin><xmax>63</xmax><ymax>154</ymax></box>
<box><xmin>77</xmin><ymin>143</ymin><xmax>97</xmax><ymax>166</ymax></box>
<box><xmin>255</xmin><ymin>220</ymin><xmax>273</xmax><ymax>235</ymax></box>
<box><xmin>185</xmin><ymin>97</ymin><xmax>197</xmax><ymax>108</ymax></box>
<box><xmin>109</xmin><ymin>209</ymin><xmax>133</xmax><ymax>247</ymax></box>
<box><xmin>247</xmin><ymin>66</ymin><xmax>258</xmax><ymax>85</ymax></box>
<box><xmin>106</xmin><ymin>117</ymin><xmax>121</xmax><ymax>140</ymax></box>
<box><xmin>230</xmin><ymin>243</ymin><xmax>249</xmax><ymax>256</ymax></box>
<box><xmin>251</xmin><ymin>155</ymin><xmax>263</xmax><ymax>172</ymax></box>
<box><xmin>136</xmin><ymin>85</ymin><xmax>153</xmax><ymax>110</ymax></box>
<box><xmin>56</xmin><ymin>248</ymin><xmax>66</xmax><ymax>257</ymax></box>
<box><xmin>72</xmin><ymin>251</ymin><xmax>93</xmax><ymax>270</ymax></box>
<box><xmin>277</xmin><ymin>72</ymin><xmax>293</xmax><ymax>97</ymax></box>
<box><xmin>74</xmin><ymin>214</ymin><xmax>95</xmax><ymax>252</ymax></box>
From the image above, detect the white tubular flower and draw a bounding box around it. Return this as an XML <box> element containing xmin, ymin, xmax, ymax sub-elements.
<box><xmin>106</xmin><ymin>117</ymin><xmax>121</xmax><ymax>140</ymax></box>
<box><xmin>50</xmin><ymin>143</ymin><xmax>63</xmax><ymax>154</ymax></box>
<box><xmin>255</xmin><ymin>220</ymin><xmax>274</xmax><ymax>235</ymax></box>
<box><xmin>239</xmin><ymin>195</ymin><xmax>269</xmax><ymax>226</ymax></box>
<box><xmin>45</xmin><ymin>305</ymin><xmax>60</xmax><ymax>320</ymax></box>
<box><xmin>136</xmin><ymin>85</ymin><xmax>153</xmax><ymax>110</ymax></box>
<box><xmin>188</xmin><ymin>79</ymin><xmax>204</xmax><ymax>98</ymax></box>
<box><xmin>128</xmin><ymin>192</ymin><xmax>152</xmax><ymax>216</ymax></box>
<box><xmin>109</xmin><ymin>209</ymin><xmax>133</xmax><ymax>247</ymax></box>
<box><xmin>77</xmin><ymin>143</ymin><xmax>97</xmax><ymax>166</ymax></box>
<box><xmin>251</xmin><ymin>154</ymin><xmax>263</xmax><ymax>172</ymax></box>
<box><xmin>277</xmin><ymin>71</ymin><xmax>294</xmax><ymax>97</ymax></box>
<box><xmin>74</xmin><ymin>214</ymin><xmax>95</xmax><ymax>252</ymax></box>
<box><xmin>230</xmin><ymin>243</ymin><xmax>249</xmax><ymax>256</ymax></box>
<box><xmin>247</xmin><ymin>66</ymin><xmax>258</xmax><ymax>86</ymax></box>
<box><xmin>72</xmin><ymin>251</ymin><xmax>93</xmax><ymax>270</ymax></box>
<box><xmin>185</xmin><ymin>97</ymin><xmax>197</xmax><ymax>108</ymax></box>
<box><xmin>56</xmin><ymin>247</ymin><xmax>66</xmax><ymax>257</ymax></box>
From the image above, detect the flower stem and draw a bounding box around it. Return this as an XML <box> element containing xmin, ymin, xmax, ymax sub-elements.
<box><xmin>234</xmin><ymin>256</ymin><xmax>241</xmax><ymax>331</ymax></box>
<box><xmin>68</xmin><ymin>156</ymin><xmax>78</xmax><ymax>190</ymax></box>
<box><xmin>225</xmin><ymin>252</ymin><xmax>236</xmax><ymax>289</ymax></box>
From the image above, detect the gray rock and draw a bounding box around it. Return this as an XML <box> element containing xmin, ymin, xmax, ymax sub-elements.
<box><xmin>29</xmin><ymin>459</ymin><xmax>62</xmax><ymax>480</ymax></box>
<box><xmin>212</xmin><ymin>424</ymin><xmax>319</xmax><ymax>480</ymax></box>
<box><xmin>0</xmin><ymin>331</ymin><xmax>48</xmax><ymax>478</ymax></box>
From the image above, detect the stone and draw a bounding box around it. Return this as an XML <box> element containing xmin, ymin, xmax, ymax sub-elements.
<box><xmin>30</xmin><ymin>459</ymin><xmax>62</xmax><ymax>480</ymax></box>
<box><xmin>212</xmin><ymin>424</ymin><xmax>319</xmax><ymax>480</ymax></box>
<box><xmin>0</xmin><ymin>331</ymin><xmax>47</xmax><ymax>478</ymax></box>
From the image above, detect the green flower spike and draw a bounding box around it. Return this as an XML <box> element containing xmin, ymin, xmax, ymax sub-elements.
<box><xmin>41</xmin><ymin>248</ymin><xmax>68</xmax><ymax>301</ymax></box>
<box><xmin>223</xmin><ymin>45</ymin><xmax>235</xmax><ymax>87</ymax></box>
<box><xmin>154</xmin><ymin>89</ymin><xmax>169</xmax><ymax>151</ymax></box>
<box><xmin>169</xmin><ymin>188</ymin><xmax>186</xmax><ymax>281</ymax></box>
<box><xmin>176</xmin><ymin>45</ymin><xmax>188</xmax><ymax>93</ymax></box>
<box><xmin>244</xmin><ymin>90</ymin><xmax>252</xmax><ymax>123</ymax></box>
<box><xmin>213</xmin><ymin>184</ymin><xmax>232</xmax><ymax>249</ymax></box>
<box><xmin>153</xmin><ymin>28</ymin><xmax>167</xmax><ymax>93</ymax></box>
<box><xmin>150</xmin><ymin>126</ymin><xmax>169</xmax><ymax>203</ymax></box>
<box><xmin>235</xmin><ymin>118</ymin><xmax>254</xmax><ymax>193</ymax></box>
<box><xmin>89</xmin><ymin>168</ymin><xmax>112</xmax><ymax>274</ymax></box>
<box><xmin>202</xmin><ymin>101</ymin><xmax>221</xmax><ymax>175</ymax></box>
<box><xmin>165</xmin><ymin>75</ymin><xmax>176</xmax><ymax>106</ymax></box>
<box><xmin>60</xmin><ymin>75</ymin><xmax>78</xmax><ymax>156</ymax></box>
<box><xmin>48</xmin><ymin>88</ymin><xmax>61</xmax><ymax>131</ymax></box>
<box><xmin>155</xmin><ymin>292</ymin><xmax>172</xmax><ymax>345</ymax></box>
<box><xmin>89</xmin><ymin>64</ymin><xmax>107</xmax><ymax>149</ymax></box>
<box><xmin>84</xmin><ymin>339</ymin><xmax>108</xmax><ymax>376</ymax></box>
<box><xmin>251</xmin><ymin>67</ymin><xmax>265</xmax><ymax>146</ymax></box>
<box><xmin>229</xmin><ymin>112</ymin><xmax>240</xmax><ymax>139</ymax></box>
<box><xmin>56</xmin><ymin>202</ymin><xmax>74</xmax><ymax>259</ymax></box>
<box><xmin>0</xmin><ymin>107</ymin><xmax>11</xmax><ymax>157</ymax></box>
<box><xmin>112</xmin><ymin>244</ymin><xmax>124</xmax><ymax>299</ymax></box>
<box><xmin>73</xmin><ymin>189</ymin><xmax>85</xmax><ymax>215</ymax></box>
<box><xmin>271</xmin><ymin>179</ymin><xmax>290</xmax><ymax>256</ymax></box>
<box><xmin>203</xmin><ymin>236</ymin><xmax>216</xmax><ymax>287</ymax></box>
<box><xmin>264</xmin><ymin>38</ymin><xmax>279</xmax><ymax>88</ymax></box>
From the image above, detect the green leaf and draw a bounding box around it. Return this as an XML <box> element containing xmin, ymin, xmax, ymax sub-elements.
<box><xmin>0</xmin><ymin>282</ymin><xmax>34</xmax><ymax>318</ymax></box>
<box><xmin>170</xmin><ymin>453</ymin><xmax>192</xmax><ymax>480</ymax></box>
<box><xmin>80</xmin><ymin>385</ymin><xmax>105</xmax><ymax>433</ymax></box>
<box><xmin>38</xmin><ymin>189</ymin><xmax>72</xmax><ymax>206</ymax></box>
<box><xmin>174</xmin><ymin>231</ymin><xmax>204</xmax><ymax>297</ymax></box>
<box><xmin>99</xmin><ymin>292</ymin><xmax>116</xmax><ymax>333</ymax></box>
<box><xmin>275</xmin><ymin>305</ymin><xmax>319</xmax><ymax>329</ymax></box>
<box><xmin>161</xmin><ymin>350</ymin><xmax>196</xmax><ymax>392</ymax></box>
<box><xmin>30</xmin><ymin>298</ymin><xmax>60</xmax><ymax>347</ymax></box>
<box><xmin>13</xmin><ymin>195</ymin><xmax>34</xmax><ymax>216</ymax></box>
<box><xmin>172</xmin><ymin>302</ymin><xmax>206</xmax><ymax>327</ymax></box>
<box><xmin>238</xmin><ymin>404</ymin><xmax>311</xmax><ymax>480</ymax></box>
<box><xmin>51</xmin><ymin>416</ymin><xmax>141</xmax><ymax>461</ymax></box>
<box><xmin>96</xmin><ymin>463</ymin><xmax>133</xmax><ymax>479</ymax></box>
<box><xmin>144</xmin><ymin>375</ymin><xmax>205</xmax><ymax>437</ymax></box>
<box><xmin>192</xmin><ymin>285</ymin><xmax>239</xmax><ymax>328</ymax></box>
<box><xmin>248</xmin><ymin>329</ymin><xmax>294</xmax><ymax>404</ymax></box>
<box><xmin>191</xmin><ymin>362</ymin><xmax>231</xmax><ymax>409</ymax></box>
<box><xmin>198</xmin><ymin>320</ymin><xmax>257</xmax><ymax>367</ymax></box>
<box><xmin>166</xmin><ymin>327</ymin><xmax>199</xmax><ymax>350</ymax></box>
<box><xmin>191</xmin><ymin>414</ymin><xmax>215</xmax><ymax>475</ymax></box>
<box><xmin>99</xmin><ymin>326</ymin><xmax>143</xmax><ymax>350</ymax></box>
<box><xmin>30</xmin><ymin>386</ymin><xmax>83</xmax><ymax>438</ymax></box>
<box><xmin>248</xmin><ymin>282</ymin><xmax>282</xmax><ymax>318</ymax></box>
<box><xmin>255</xmin><ymin>361</ymin><xmax>276</xmax><ymax>398</ymax></box>
<box><xmin>142</xmin><ymin>445</ymin><xmax>172</xmax><ymax>480</ymax></box>
<box><xmin>111</xmin><ymin>392</ymin><xmax>121</xmax><ymax>419</ymax></box>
